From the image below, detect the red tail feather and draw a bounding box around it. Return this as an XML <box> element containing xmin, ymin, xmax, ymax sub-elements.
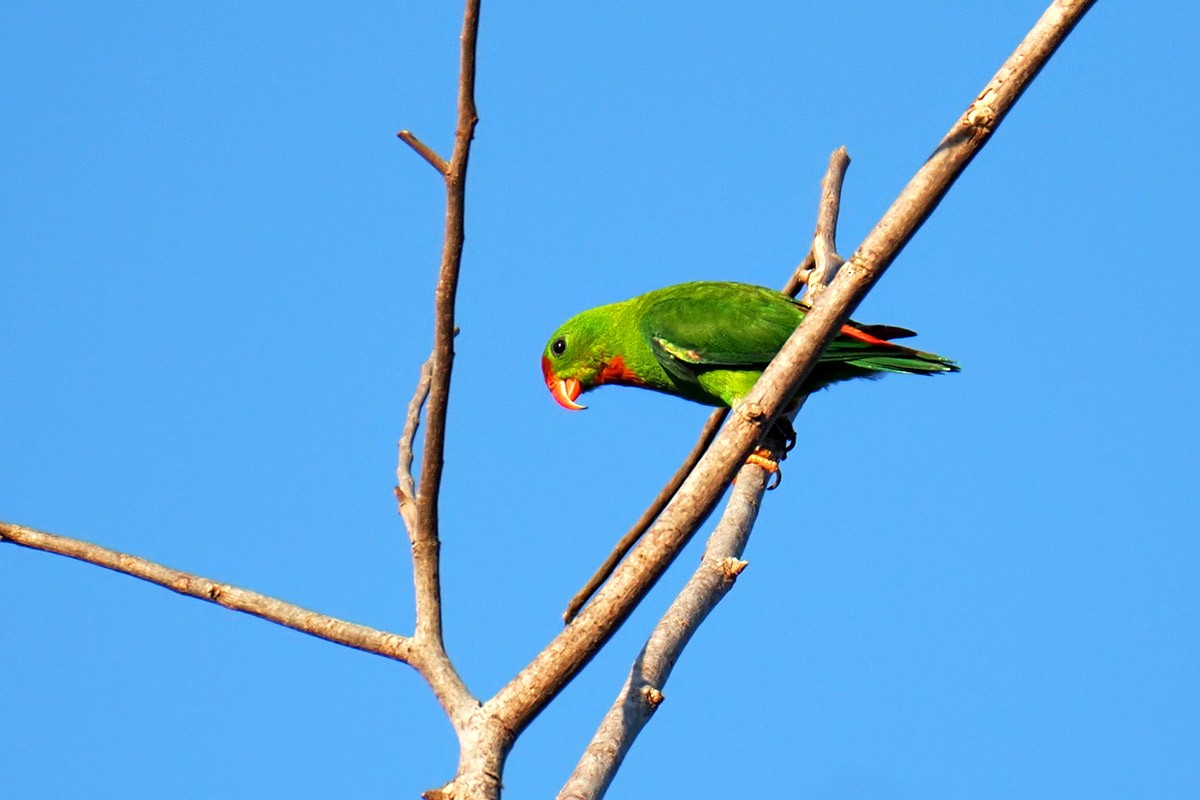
<box><xmin>839</xmin><ymin>323</ymin><xmax>895</xmax><ymax>347</ymax></box>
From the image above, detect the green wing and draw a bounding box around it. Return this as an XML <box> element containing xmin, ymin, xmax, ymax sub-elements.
<box><xmin>639</xmin><ymin>283</ymin><xmax>803</xmax><ymax>382</ymax></box>
<box><xmin>638</xmin><ymin>281</ymin><xmax>958</xmax><ymax>389</ymax></box>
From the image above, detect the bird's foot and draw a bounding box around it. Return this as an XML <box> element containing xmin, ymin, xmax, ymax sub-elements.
<box><xmin>745</xmin><ymin>448</ymin><xmax>783</xmax><ymax>490</ymax></box>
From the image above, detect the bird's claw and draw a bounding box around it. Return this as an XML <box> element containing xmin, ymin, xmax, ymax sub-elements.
<box><xmin>745</xmin><ymin>448</ymin><xmax>783</xmax><ymax>490</ymax></box>
<box><xmin>742</xmin><ymin>418</ymin><xmax>793</xmax><ymax>491</ymax></box>
<box><xmin>766</xmin><ymin>468</ymin><xmax>781</xmax><ymax>490</ymax></box>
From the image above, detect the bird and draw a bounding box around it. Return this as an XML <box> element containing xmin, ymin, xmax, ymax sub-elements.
<box><xmin>541</xmin><ymin>280</ymin><xmax>959</xmax><ymax>414</ymax></box>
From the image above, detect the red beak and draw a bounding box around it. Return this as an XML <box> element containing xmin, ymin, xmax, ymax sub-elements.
<box><xmin>542</xmin><ymin>355</ymin><xmax>586</xmax><ymax>411</ymax></box>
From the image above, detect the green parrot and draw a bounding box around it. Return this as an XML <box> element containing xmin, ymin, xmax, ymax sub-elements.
<box><xmin>541</xmin><ymin>281</ymin><xmax>959</xmax><ymax>412</ymax></box>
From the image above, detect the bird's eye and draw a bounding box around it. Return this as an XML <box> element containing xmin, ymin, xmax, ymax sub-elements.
<box><xmin>551</xmin><ymin>337</ymin><xmax>567</xmax><ymax>356</ymax></box>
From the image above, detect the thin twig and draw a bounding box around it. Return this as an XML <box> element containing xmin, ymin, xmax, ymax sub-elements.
<box><xmin>562</xmin><ymin>408</ymin><xmax>727</xmax><ymax>623</ymax></box>
<box><xmin>399</xmin><ymin>130</ymin><xmax>449</xmax><ymax>175</ymax></box>
<box><xmin>806</xmin><ymin>147</ymin><xmax>850</xmax><ymax>301</ymax></box>
<box><xmin>0</xmin><ymin>521</ymin><xmax>415</xmax><ymax>662</ymax></box>
<box><xmin>558</xmin><ymin>460</ymin><xmax>769</xmax><ymax>800</ymax></box>
<box><xmin>782</xmin><ymin>250</ymin><xmax>817</xmax><ymax>298</ymax></box>
<box><xmin>396</xmin><ymin>358</ymin><xmax>433</xmax><ymax>535</ymax></box>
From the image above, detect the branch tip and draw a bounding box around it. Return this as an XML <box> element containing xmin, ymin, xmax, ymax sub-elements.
<box><xmin>806</xmin><ymin>146</ymin><xmax>852</xmax><ymax>301</ymax></box>
<box><xmin>398</xmin><ymin>129</ymin><xmax>450</xmax><ymax>175</ymax></box>
<box><xmin>0</xmin><ymin>521</ymin><xmax>417</xmax><ymax>664</ymax></box>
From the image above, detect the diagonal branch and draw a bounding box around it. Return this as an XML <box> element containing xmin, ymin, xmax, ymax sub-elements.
<box><xmin>483</xmin><ymin>0</ymin><xmax>1098</xmax><ymax>745</ymax></box>
<box><xmin>0</xmin><ymin>521</ymin><xmax>415</xmax><ymax>662</ymax></box>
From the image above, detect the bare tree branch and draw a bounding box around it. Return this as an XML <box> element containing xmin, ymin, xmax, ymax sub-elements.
<box><xmin>558</xmin><ymin>461</ymin><xmax>769</xmax><ymax>800</ymax></box>
<box><xmin>481</xmin><ymin>0</ymin><xmax>1097</xmax><ymax>750</ymax></box>
<box><xmin>400</xmin><ymin>2</ymin><xmax>493</xmax><ymax>794</ymax></box>
<box><xmin>0</xmin><ymin>521</ymin><xmax>415</xmax><ymax>662</ymax></box>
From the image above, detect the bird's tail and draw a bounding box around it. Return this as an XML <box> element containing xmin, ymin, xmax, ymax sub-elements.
<box><xmin>828</xmin><ymin>323</ymin><xmax>960</xmax><ymax>376</ymax></box>
<box><xmin>844</xmin><ymin>345</ymin><xmax>961</xmax><ymax>375</ymax></box>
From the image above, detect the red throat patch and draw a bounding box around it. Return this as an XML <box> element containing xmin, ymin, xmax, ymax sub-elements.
<box><xmin>594</xmin><ymin>355</ymin><xmax>641</xmax><ymax>387</ymax></box>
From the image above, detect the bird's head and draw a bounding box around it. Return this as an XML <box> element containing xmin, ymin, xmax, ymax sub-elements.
<box><xmin>541</xmin><ymin>312</ymin><xmax>609</xmax><ymax>411</ymax></box>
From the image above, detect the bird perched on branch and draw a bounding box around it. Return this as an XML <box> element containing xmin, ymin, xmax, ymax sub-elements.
<box><xmin>542</xmin><ymin>281</ymin><xmax>958</xmax><ymax>412</ymax></box>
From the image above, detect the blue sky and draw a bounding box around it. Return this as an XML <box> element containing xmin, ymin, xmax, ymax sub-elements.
<box><xmin>3</xmin><ymin>2</ymin><xmax>1198</xmax><ymax>798</ymax></box>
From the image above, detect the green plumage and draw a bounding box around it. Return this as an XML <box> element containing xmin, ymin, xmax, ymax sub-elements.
<box><xmin>541</xmin><ymin>281</ymin><xmax>959</xmax><ymax>409</ymax></box>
